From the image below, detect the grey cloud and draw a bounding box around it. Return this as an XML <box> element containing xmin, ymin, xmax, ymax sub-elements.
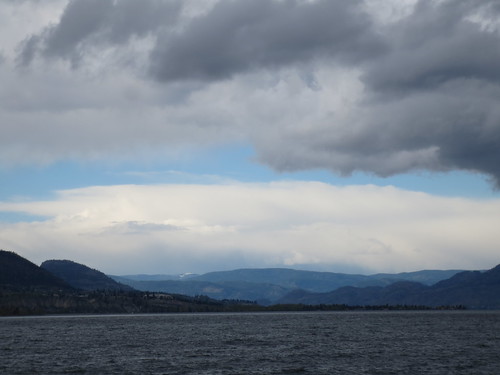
<box><xmin>99</xmin><ymin>0</ymin><xmax>180</xmax><ymax>44</ymax></box>
<box><xmin>359</xmin><ymin>0</ymin><xmax>500</xmax><ymax>185</ymax></box>
<box><xmin>43</xmin><ymin>0</ymin><xmax>113</xmax><ymax>60</ymax></box>
<box><xmin>254</xmin><ymin>0</ymin><xmax>500</xmax><ymax>187</ymax></box>
<box><xmin>19</xmin><ymin>0</ymin><xmax>181</xmax><ymax>65</ymax></box>
<box><xmin>104</xmin><ymin>221</ymin><xmax>184</xmax><ymax>235</ymax></box>
<box><xmin>16</xmin><ymin>35</ymin><xmax>40</xmax><ymax>66</ymax></box>
<box><xmin>257</xmin><ymin>80</ymin><xmax>500</xmax><ymax>186</ymax></box>
<box><xmin>362</xmin><ymin>0</ymin><xmax>500</xmax><ymax>94</ymax></box>
<box><xmin>7</xmin><ymin>0</ymin><xmax>500</xmax><ymax>187</ymax></box>
<box><xmin>150</xmin><ymin>0</ymin><xmax>385</xmax><ymax>81</ymax></box>
<box><xmin>18</xmin><ymin>0</ymin><xmax>385</xmax><ymax>78</ymax></box>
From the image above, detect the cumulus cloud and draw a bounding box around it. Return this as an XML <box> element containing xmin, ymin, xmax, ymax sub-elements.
<box><xmin>2</xmin><ymin>0</ymin><xmax>500</xmax><ymax>185</ymax></box>
<box><xmin>101</xmin><ymin>221</ymin><xmax>184</xmax><ymax>235</ymax></box>
<box><xmin>250</xmin><ymin>0</ymin><xmax>500</xmax><ymax>184</ymax></box>
<box><xmin>149</xmin><ymin>0</ymin><xmax>384</xmax><ymax>82</ymax></box>
<box><xmin>17</xmin><ymin>0</ymin><xmax>182</xmax><ymax>66</ymax></box>
<box><xmin>1</xmin><ymin>182</ymin><xmax>499</xmax><ymax>274</ymax></box>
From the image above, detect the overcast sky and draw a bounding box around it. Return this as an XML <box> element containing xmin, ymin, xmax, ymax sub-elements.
<box><xmin>1</xmin><ymin>0</ymin><xmax>499</xmax><ymax>275</ymax></box>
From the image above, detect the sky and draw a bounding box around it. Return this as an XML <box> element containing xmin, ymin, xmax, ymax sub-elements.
<box><xmin>1</xmin><ymin>0</ymin><xmax>500</xmax><ymax>275</ymax></box>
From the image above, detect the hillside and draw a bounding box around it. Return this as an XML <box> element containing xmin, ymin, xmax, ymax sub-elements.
<box><xmin>369</xmin><ymin>269</ymin><xmax>463</xmax><ymax>286</ymax></box>
<box><xmin>0</xmin><ymin>251</ymin><xmax>259</xmax><ymax>316</ymax></box>
<box><xmin>116</xmin><ymin>273</ymin><xmax>199</xmax><ymax>281</ymax></box>
<box><xmin>0</xmin><ymin>250</ymin><xmax>71</xmax><ymax>291</ymax></box>
<box><xmin>114</xmin><ymin>267</ymin><xmax>462</xmax><ymax>304</ymax></box>
<box><xmin>3</xmin><ymin>249</ymin><xmax>498</xmax><ymax>314</ymax></box>
<box><xmin>191</xmin><ymin>268</ymin><xmax>373</xmax><ymax>291</ymax></box>
<box><xmin>190</xmin><ymin>268</ymin><xmax>462</xmax><ymax>289</ymax></box>
<box><xmin>112</xmin><ymin>278</ymin><xmax>291</xmax><ymax>305</ymax></box>
<box><xmin>415</xmin><ymin>265</ymin><xmax>500</xmax><ymax>309</ymax></box>
<box><xmin>41</xmin><ymin>260</ymin><xmax>134</xmax><ymax>291</ymax></box>
<box><xmin>278</xmin><ymin>264</ymin><xmax>500</xmax><ymax>309</ymax></box>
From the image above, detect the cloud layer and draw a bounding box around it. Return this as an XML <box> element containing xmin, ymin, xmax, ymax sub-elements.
<box><xmin>1</xmin><ymin>182</ymin><xmax>499</xmax><ymax>274</ymax></box>
<box><xmin>2</xmin><ymin>0</ymin><xmax>500</xmax><ymax>185</ymax></box>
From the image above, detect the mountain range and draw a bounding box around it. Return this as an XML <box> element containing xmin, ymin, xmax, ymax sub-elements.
<box><xmin>111</xmin><ymin>268</ymin><xmax>462</xmax><ymax>305</ymax></box>
<box><xmin>0</xmin><ymin>250</ymin><xmax>252</xmax><ymax>315</ymax></box>
<box><xmin>41</xmin><ymin>259</ymin><xmax>133</xmax><ymax>292</ymax></box>
<box><xmin>2</xmin><ymin>249</ymin><xmax>500</xmax><ymax>311</ymax></box>
<box><xmin>277</xmin><ymin>265</ymin><xmax>500</xmax><ymax>309</ymax></box>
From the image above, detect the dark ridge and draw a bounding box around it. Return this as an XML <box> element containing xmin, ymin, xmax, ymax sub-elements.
<box><xmin>0</xmin><ymin>249</ymin><xmax>71</xmax><ymax>291</ymax></box>
<box><xmin>110</xmin><ymin>278</ymin><xmax>291</xmax><ymax>306</ymax></box>
<box><xmin>41</xmin><ymin>259</ymin><xmax>134</xmax><ymax>291</ymax></box>
<box><xmin>115</xmin><ymin>268</ymin><xmax>464</xmax><ymax>304</ymax></box>
<box><xmin>278</xmin><ymin>264</ymin><xmax>500</xmax><ymax>309</ymax></box>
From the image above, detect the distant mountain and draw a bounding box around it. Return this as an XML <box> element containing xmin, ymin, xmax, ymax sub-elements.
<box><xmin>113</xmin><ymin>267</ymin><xmax>462</xmax><ymax>304</ymax></box>
<box><xmin>278</xmin><ymin>265</ymin><xmax>500</xmax><ymax>309</ymax></box>
<box><xmin>190</xmin><ymin>268</ymin><xmax>462</xmax><ymax>290</ymax></box>
<box><xmin>41</xmin><ymin>260</ymin><xmax>134</xmax><ymax>291</ymax></box>
<box><xmin>416</xmin><ymin>265</ymin><xmax>500</xmax><ymax>308</ymax></box>
<box><xmin>278</xmin><ymin>282</ymin><xmax>428</xmax><ymax>306</ymax></box>
<box><xmin>3</xmin><ymin>249</ymin><xmax>500</xmax><ymax>313</ymax></box>
<box><xmin>1</xmin><ymin>251</ymin><xmax>260</xmax><ymax>316</ymax></box>
<box><xmin>191</xmin><ymin>268</ymin><xmax>372</xmax><ymax>292</ymax></box>
<box><xmin>0</xmin><ymin>250</ymin><xmax>71</xmax><ymax>291</ymax></box>
<box><xmin>110</xmin><ymin>278</ymin><xmax>291</xmax><ymax>305</ymax></box>
<box><xmin>114</xmin><ymin>273</ymin><xmax>199</xmax><ymax>282</ymax></box>
<box><xmin>368</xmin><ymin>269</ymin><xmax>464</xmax><ymax>286</ymax></box>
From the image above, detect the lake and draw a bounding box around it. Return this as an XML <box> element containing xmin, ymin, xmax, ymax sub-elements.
<box><xmin>1</xmin><ymin>311</ymin><xmax>499</xmax><ymax>374</ymax></box>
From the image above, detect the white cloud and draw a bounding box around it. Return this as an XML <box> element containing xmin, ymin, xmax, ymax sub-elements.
<box><xmin>1</xmin><ymin>0</ymin><xmax>500</xmax><ymax>276</ymax></box>
<box><xmin>0</xmin><ymin>0</ymin><xmax>67</xmax><ymax>59</ymax></box>
<box><xmin>1</xmin><ymin>182</ymin><xmax>499</xmax><ymax>274</ymax></box>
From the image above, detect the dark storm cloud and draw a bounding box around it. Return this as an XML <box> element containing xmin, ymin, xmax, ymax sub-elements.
<box><xmin>43</xmin><ymin>0</ymin><xmax>113</xmax><ymax>59</ymax></box>
<box><xmin>10</xmin><ymin>0</ymin><xmax>500</xmax><ymax>187</ymax></box>
<box><xmin>19</xmin><ymin>0</ymin><xmax>385</xmax><ymax>77</ymax></box>
<box><xmin>254</xmin><ymin>0</ymin><xmax>500</xmax><ymax>187</ymax></box>
<box><xmin>362</xmin><ymin>0</ymin><xmax>500</xmax><ymax>93</ymax></box>
<box><xmin>18</xmin><ymin>0</ymin><xmax>181</xmax><ymax>65</ymax></box>
<box><xmin>360</xmin><ymin>0</ymin><xmax>500</xmax><ymax>186</ymax></box>
<box><xmin>149</xmin><ymin>0</ymin><xmax>385</xmax><ymax>82</ymax></box>
<box><xmin>17</xmin><ymin>34</ymin><xmax>40</xmax><ymax>66</ymax></box>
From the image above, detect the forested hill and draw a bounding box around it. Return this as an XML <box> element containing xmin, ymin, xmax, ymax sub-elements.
<box><xmin>0</xmin><ymin>251</ymin><xmax>258</xmax><ymax>316</ymax></box>
<box><xmin>114</xmin><ymin>267</ymin><xmax>463</xmax><ymax>304</ymax></box>
<box><xmin>2</xmin><ymin>249</ymin><xmax>499</xmax><ymax>314</ymax></box>
<box><xmin>278</xmin><ymin>264</ymin><xmax>500</xmax><ymax>309</ymax></box>
<box><xmin>0</xmin><ymin>250</ymin><xmax>71</xmax><ymax>291</ymax></box>
<box><xmin>41</xmin><ymin>259</ymin><xmax>134</xmax><ymax>292</ymax></box>
<box><xmin>190</xmin><ymin>268</ymin><xmax>462</xmax><ymax>290</ymax></box>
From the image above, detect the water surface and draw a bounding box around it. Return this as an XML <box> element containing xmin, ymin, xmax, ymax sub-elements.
<box><xmin>1</xmin><ymin>311</ymin><xmax>499</xmax><ymax>374</ymax></box>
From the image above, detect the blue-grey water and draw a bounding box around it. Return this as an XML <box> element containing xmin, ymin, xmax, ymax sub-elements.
<box><xmin>1</xmin><ymin>311</ymin><xmax>499</xmax><ymax>374</ymax></box>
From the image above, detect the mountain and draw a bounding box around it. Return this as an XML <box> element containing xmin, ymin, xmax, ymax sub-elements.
<box><xmin>41</xmin><ymin>260</ymin><xmax>134</xmax><ymax>291</ymax></box>
<box><xmin>0</xmin><ymin>250</ymin><xmax>71</xmax><ymax>291</ymax></box>
<box><xmin>111</xmin><ymin>278</ymin><xmax>291</xmax><ymax>305</ymax></box>
<box><xmin>1</xmin><ymin>251</ymin><xmax>257</xmax><ymax>316</ymax></box>
<box><xmin>190</xmin><ymin>268</ymin><xmax>462</xmax><ymax>289</ymax></box>
<box><xmin>3</xmin><ymin>249</ymin><xmax>500</xmax><ymax>313</ymax></box>
<box><xmin>368</xmin><ymin>269</ymin><xmax>464</xmax><ymax>286</ymax></box>
<box><xmin>278</xmin><ymin>282</ymin><xmax>428</xmax><ymax>306</ymax></box>
<box><xmin>113</xmin><ymin>268</ymin><xmax>375</xmax><ymax>304</ymax></box>
<box><xmin>415</xmin><ymin>265</ymin><xmax>500</xmax><ymax>308</ymax></box>
<box><xmin>114</xmin><ymin>273</ymin><xmax>199</xmax><ymax>282</ymax></box>
<box><xmin>191</xmin><ymin>268</ymin><xmax>372</xmax><ymax>291</ymax></box>
<box><xmin>277</xmin><ymin>264</ymin><xmax>500</xmax><ymax>309</ymax></box>
<box><xmin>113</xmin><ymin>268</ymin><xmax>462</xmax><ymax>304</ymax></box>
